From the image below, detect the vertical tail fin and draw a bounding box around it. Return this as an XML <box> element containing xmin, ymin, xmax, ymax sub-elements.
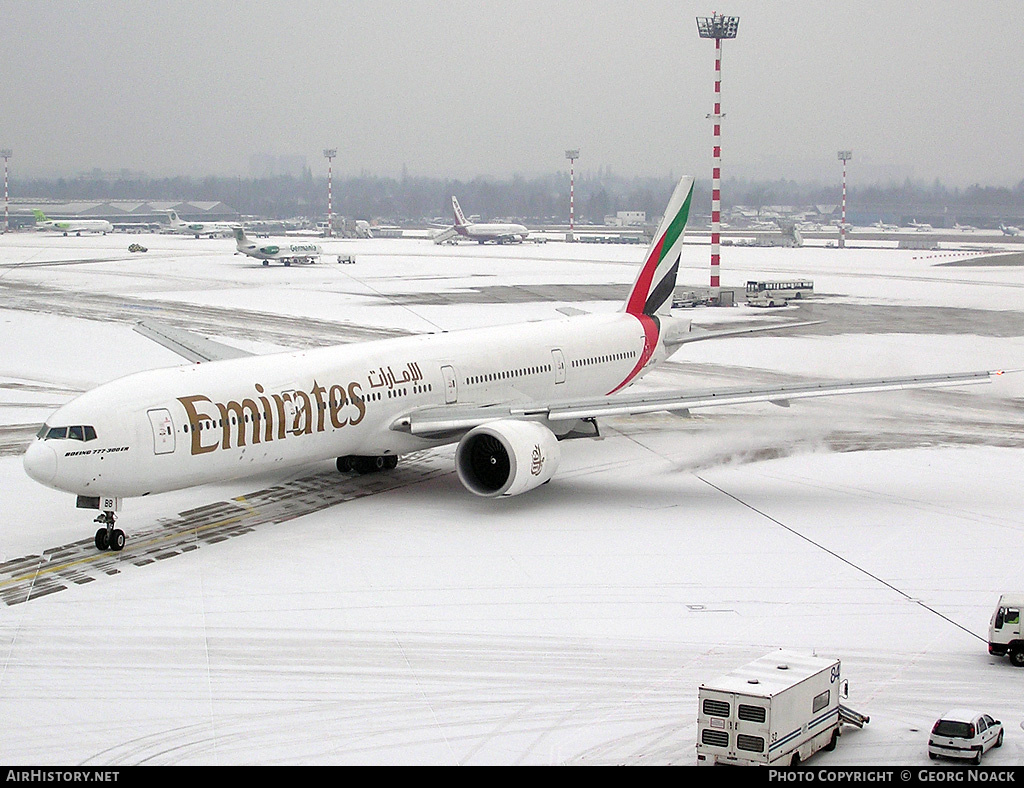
<box><xmin>623</xmin><ymin>176</ymin><xmax>694</xmax><ymax>317</ymax></box>
<box><xmin>452</xmin><ymin>196</ymin><xmax>468</xmax><ymax>227</ymax></box>
<box><xmin>32</xmin><ymin>209</ymin><xmax>48</xmax><ymax>222</ymax></box>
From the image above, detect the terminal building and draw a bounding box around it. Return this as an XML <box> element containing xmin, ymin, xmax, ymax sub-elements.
<box><xmin>5</xmin><ymin>200</ymin><xmax>238</xmax><ymax>231</ymax></box>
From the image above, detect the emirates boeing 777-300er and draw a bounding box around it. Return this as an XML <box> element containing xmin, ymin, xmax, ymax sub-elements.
<box><xmin>23</xmin><ymin>177</ymin><xmax>1003</xmax><ymax>552</ymax></box>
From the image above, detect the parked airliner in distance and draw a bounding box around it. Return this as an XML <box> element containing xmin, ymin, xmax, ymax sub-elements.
<box><xmin>234</xmin><ymin>227</ymin><xmax>322</xmax><ymax>266</ymax></box>
<box><xmin>1000</xmin><ymin>224</ymin><xmax>1022</xmax><ymax>236</ymax></box>
<box><xmin>451</xmin><ymin>196</ymin><xmax>529</xmax><ymax>243</ymax></box>
<box><xmin>23</xmin><ymin>176</ymin><xmax>1004</xmax><ymax>553</ymax></box>
<box><xmin>32</xmin><ymin>210</ymin><xmax>112</xmax><ymax>236</ymax></box>
<box><xmin>164</xmin><ymin>210</ymin><xmax>239</xmax><ymax>238</ymax></box>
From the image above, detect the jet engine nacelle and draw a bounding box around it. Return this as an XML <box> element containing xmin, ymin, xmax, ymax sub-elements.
<box><xmin>455</xmin><ymin>420</ymin><xmax>560</xmax><ymax>497</ymax></box>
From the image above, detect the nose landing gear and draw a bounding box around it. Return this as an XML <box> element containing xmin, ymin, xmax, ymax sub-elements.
<box><xmin>93</xmin><ymin>510</ymin><xmax>126</xmax><ymax>552</ymax></box>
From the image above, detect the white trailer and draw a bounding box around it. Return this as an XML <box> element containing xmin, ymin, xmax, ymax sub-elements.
<box><xmin>696</xmin><ymin>650</ymin><xmax>868</xmax><ymax>766</ymax></box>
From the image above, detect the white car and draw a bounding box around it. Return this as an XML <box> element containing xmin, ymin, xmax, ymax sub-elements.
<box><xmin>929</xmin><ymin>710</ymin><xmax>1004</xmax><ymax>764</ymax></box>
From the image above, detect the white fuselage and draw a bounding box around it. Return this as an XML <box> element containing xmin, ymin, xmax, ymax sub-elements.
<box><xmin>166</xmin><ymin>212</ymin><xmax>238</xmax><ymax>238</ymax></box>
<box><xmin>38</xmin><ymin>219</ymin><xmax>113</xmax><ymax>235</ymax></box>
<box><xmin>456</xmin><ymin>222</ymin><xmax>529</xmax><ymax>243</ymax></box>
<box><xmin>237</xmin><ymin>237</ymin><xmax>322</xmax><ymax>263</ymax></box>
<box><xmin>24</xmin><ymin>312</ymin><xmax>662</xmax><ymax>499</ymax></box>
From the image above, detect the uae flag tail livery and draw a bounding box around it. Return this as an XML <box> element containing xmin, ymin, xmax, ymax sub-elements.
<box><xmin>623</xmin><ymin>176</ymin><xmax>693</xmax><ymax>320</ymax></box>
<box><xmin>608</xmin><ymin>177</ymin><xmax>694</xmax><ymax>394</ymax></box>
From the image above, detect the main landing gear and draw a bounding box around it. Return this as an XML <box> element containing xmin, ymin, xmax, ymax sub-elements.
<box><xmin>336</xmin><ymin>455</ymin><xmax>399</xmax><ymax>474</ymax></box>
<box><xmin>94</xmin><ymin>510</ymin><xmax>126</xmax><ymax>552</ymax></box>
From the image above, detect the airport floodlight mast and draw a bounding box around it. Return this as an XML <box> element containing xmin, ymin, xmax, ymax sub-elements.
<box><xmin>1</xmin><ymin>149</ymin><xmax>10</xmax><ymax>233</ymax></box>
<box><xmin>565</xmin><ymin>149</ymin><xmax>579</xmax><ymax>242</ymax></box>
<box><xmin>323</xmin><ymin>148</ymin><xmax>337</xmax><ymax>237</ymax></box>
<box><xmin>838</xmin><ymin>150</ymin><xmax>852</xmax><ymax>248</ymax></box>
<box><xmin>696</xmin><ymin>12</ymin><xmax>739</xmax><ymax>302</ymax></box>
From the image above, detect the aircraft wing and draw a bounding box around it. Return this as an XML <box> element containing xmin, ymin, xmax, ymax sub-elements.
<box><xmin>134</xmin><ymin>320</ymin><xmax>254</xmax><ymax>363</ymax></box>
<box><xmin>392</xmin><ymin>370</ymin><xmax>1002</xmax><ymax>437</ymax></box>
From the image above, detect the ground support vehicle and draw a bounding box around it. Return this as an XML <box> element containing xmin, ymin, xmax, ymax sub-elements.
<box><xmin>988</xmin><ymin>594</ymin><xmax>1024</xmax><ymax>666</ymax></box>
<box><xmin>696</xmin><ymin>650</ymin><xmax>868</xmax><ymax>766</ymax></box>
<box><xmin>745</xmin><ymin>280</ymin><xmax>813</xmax><ymax>307</ymax></box>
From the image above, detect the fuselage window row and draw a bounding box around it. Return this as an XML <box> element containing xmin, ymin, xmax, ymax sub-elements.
<box><xmin>467</xmin><ymin>364</ymin><xmax>553</xmax><ymax>386</ymax></box>
<box><xmin>571</xmin><ymin>350</ymin><xmax>636</xmax><ymax>368</ymax></box>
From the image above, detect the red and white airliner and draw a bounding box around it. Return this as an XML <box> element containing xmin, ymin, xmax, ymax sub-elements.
<box><xmin>23</xmin><ymin>177</ymin><xmax>1000</xmax><ymax>551</ymax></box>
<box><xmin>451</xmin><ymin>196</ymin><xmax>529</xmax><ymax>243</ymax></box>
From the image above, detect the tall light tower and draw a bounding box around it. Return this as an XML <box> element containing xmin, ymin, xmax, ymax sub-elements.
<box><xmin>1</xmin><ymin>149</ymin><xmax>11</xmax><ymax>233</ymax></box>
<box><xmin>696</xmin><ymin>13</ymin><xmax>739</xmax><ymax>303</ymax></box>
<box><xmin>565</xmin><ymin>149</ymin><xmax>579</xmax><ymax>242</ymax></box>
<box><xmin>837</xmin><ymin>150</ymin><xmax>852</xmax><ymax>248</ymax></box>
<box><xmin>323</xmin><ymin>148</ymin><xmax>337</xmax><ymax>237</ymax></box>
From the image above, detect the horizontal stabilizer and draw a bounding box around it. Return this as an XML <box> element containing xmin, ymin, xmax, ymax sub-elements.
<box><xmin>134</xmin><ymin>320</ymin><xmax>254</xmax><ymax>363</ymax></box>
<box><xmin>664</xmin><ymin>320</ymin><xmax>825</xmax><ymax>347</ymax></box>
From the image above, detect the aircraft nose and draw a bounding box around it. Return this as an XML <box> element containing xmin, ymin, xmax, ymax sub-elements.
<box><xmin>23</xmin><ymin>441</ymin><xmax>58</xmax><ymax>486</ymax></box>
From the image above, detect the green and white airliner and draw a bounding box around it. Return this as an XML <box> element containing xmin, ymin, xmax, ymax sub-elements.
<box><xmin>33</xmin><ymin>210</ymin><xmax>112</xmax><ymax>236</ymax></box>
<box><xmin>234</xmin><ymin>227</ymin><xmax>322</xmax><ymax>266</ymax></box>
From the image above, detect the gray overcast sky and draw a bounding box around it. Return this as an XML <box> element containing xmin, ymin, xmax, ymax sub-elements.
<box><xmin>2</xmin><ymin>0</ymin><xmax>1022</xmax><ymax>186</ymax></box>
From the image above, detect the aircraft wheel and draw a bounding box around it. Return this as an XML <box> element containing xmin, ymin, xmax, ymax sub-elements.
<box><xmin>95</xmin><ymin>528</ymin><xmax>109</xmax><ymax>551</ymax></box>
<box><xmin>262</xmin><ymin>260</ymin><xmax>269</xmax><ymax>266</ymax></box>
<box><xmin>284</xmin><ymin>260</ymin><xmax>291</xmax><ymax>267</ymax></box>
<box><xmin>384</xmin><ymin>455</ymin><xmax>398</xmax><ymax>470</ymax></box>
<box><xmin>336</xmin><ymin>456</ymin><xmax>353</xmax><ymax>473</ymax></box>
<box><xmin>354</xmin><ymin>455</ymin><xmax>386</xmax><ymax>474</ymax></box>
<box><xmin>109</xmin><ymin>529</ymin><xmax>126</xmax><ymax>552</ymax></box>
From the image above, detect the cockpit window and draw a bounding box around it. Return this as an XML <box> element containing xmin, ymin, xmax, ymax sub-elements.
<box><xmin>39</xmin><ymin>425</ymin><xmax>98</xmax><ymax>442</ymax></box>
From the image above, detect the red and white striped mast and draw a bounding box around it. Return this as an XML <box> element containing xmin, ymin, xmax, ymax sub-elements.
<box><xmin>565</xmin><ymin>149</ymin><xmax>579</xmax><ymax>242</ymax></box>
<box><xmin>696</xmin><ymin>13</ymin><xmax>739</xmax><ymax>302</ymax></box>
<box><xmin>838</xmin><ymin>150</ymin><xmax>852</xmax><ymax>248</ymax></box>
<box><xmin>1</xmin><ymin>149</ymin><xmax>11</xmax><ymax>233</ymax></box>
<box><xmin>323</xmin><ymin>148</ymin><xmax>336</xmax><ymax>237</ymax></box>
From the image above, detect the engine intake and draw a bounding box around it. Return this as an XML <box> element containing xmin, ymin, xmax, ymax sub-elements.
<box><xmin>455</xmin><ymin>420</ymin><xmax>560</xmax><ymax>497</ymax></box>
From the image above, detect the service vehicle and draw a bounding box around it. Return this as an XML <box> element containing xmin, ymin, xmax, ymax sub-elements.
<box><xmin>745</xmin><ymin>280</ymin><xmax>813</xmax><ymax>307</ymax></box>
<box><xmin>128</xmin><ymin>243</ymin><xmax>148</xmax><ymax>253</ymax></box>
<box><xmin>928</xmin><ymin>710</ymin><xmax>1003</xmax><ymax>764</ymax></box>
<box><xmin>988</xmin><ymin>594</ymin><xmax>1024</xmax><ymax>666</ymax></box>
<box><xmin>696</xmin><ymin>650</ymin><xmax>868</xmax><ymax>766</ymax></box>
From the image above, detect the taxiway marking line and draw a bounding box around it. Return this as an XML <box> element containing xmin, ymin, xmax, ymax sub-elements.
<box><xmin>0</xmin><ymin>511</ymin><xmax>253</xmax><ymax>589</ymax></box>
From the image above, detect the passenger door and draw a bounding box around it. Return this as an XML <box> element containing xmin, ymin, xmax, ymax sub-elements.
<box><xmin>441</xmin><ymin>365</ymin><xmax>458</xmax><ymax>404</ymax></box>
<box><xmin>551</xmin><ymin>349</ymin><xmax>566</xmax><ymax>384</ymax></box>
<box><xmin>147</xmin><ymin>408</ymin><xmax>176</xmax><ymax>455</ymax></box>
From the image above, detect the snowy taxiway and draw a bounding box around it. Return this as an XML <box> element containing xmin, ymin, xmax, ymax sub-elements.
<box><xmin>0</xmin><ymin>230</ymin><xmax>1022</xmax><ymax>765</ymax></box>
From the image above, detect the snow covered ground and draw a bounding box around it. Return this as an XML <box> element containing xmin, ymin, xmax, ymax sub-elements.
<box><xmin>0</xmin><ymin>230</ymin><xmax>1022</xmax><ymax>765</ymax></box>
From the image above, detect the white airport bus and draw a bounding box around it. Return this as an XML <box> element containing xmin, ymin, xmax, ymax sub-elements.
<box><xmin>745</xmin><ymin>280</ymin><xmax>814</xmax><ymax>307</ymax></box>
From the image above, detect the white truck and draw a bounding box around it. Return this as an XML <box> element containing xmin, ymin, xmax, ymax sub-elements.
<box><xmin>988</xmin><ymin>594</ymin><xmax>1024</xmax><ymax>666</ymax></box>
<box><xmin>696</xmin><ymin>650</ymin><xmax>868</xmax><ymax>766</ymax></box>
